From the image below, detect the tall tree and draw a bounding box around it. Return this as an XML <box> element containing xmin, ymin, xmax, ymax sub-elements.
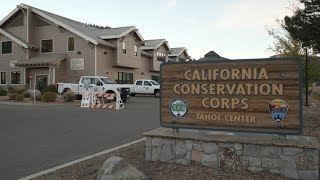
<box><xmin>284</xmin><ymin>0</ymin><xmax>320</xmax><ymax>53</ymax></box>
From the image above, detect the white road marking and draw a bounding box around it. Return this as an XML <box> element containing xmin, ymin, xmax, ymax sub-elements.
<box><xmin>18</xmin><ymin>138</ymin><xmax>145</xmax><ymax>180</ymax></box>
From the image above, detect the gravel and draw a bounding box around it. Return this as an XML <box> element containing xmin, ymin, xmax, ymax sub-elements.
<box><xmin>28</xmin><ymin>94</ymin><xmax>320</xmax><ymax>179</ymax></box>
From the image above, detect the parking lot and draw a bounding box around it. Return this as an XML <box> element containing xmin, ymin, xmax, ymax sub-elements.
<box><xmin>0</xmin><ymin>96</ymin><xmax>159</xmax><ymax>180</ymax></box>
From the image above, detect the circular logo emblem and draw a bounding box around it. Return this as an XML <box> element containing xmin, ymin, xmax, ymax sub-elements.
<box><xmin>169</xmin><ymin>99</ymin><xmax>188</xmax><ymax>118</ymax></box>
<box><xmin>94</xmin><ymin>87</ymin><xmax>98</xmax><ymax>92</ymax></box>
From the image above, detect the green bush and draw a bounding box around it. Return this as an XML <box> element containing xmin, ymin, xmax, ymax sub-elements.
<box><xmin>9</xmin><ymin>93</ymin><xmax>16</xmax><ymax>100</ymax></box>
<box><xmin>64</xmin><ymin>90</ymin><xmax>76</xmax><ymax>102</ymax></box>
<box><xmin>0</xmin><ymin>87</ymin><xmax>7</xmax><ymax>96</ymax></box>
<box><xmin>16</xmin><ymin>88</ymin><xmax>27</xmax><ymax>94</ymax></box>
<box><xmin>41</xmin><ymin>92</ymin><xmax>56</xmax><ymax>102</ymax></box>
<box><xmin>45</xmin><ymin>84</ymin><xmax>57</xmax><ymax>93</ymax></box>
<box><xmin>15</xmin><ymin>94</ymin><xmax>24</xmax><ymax>101</ymax></box>
<box><xmin>23</xmin><ymin>91</ymin><xmax>31</xmax><ymax>98</ymax></box>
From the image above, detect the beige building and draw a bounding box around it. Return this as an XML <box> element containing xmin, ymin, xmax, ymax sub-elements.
<box><xmin>168</xmin><ymin>47</ymin><xmax>190</xmax><ymax>62</ymax></box>
<box><xmin>0</xmin><ymin>3</ymin><xmax>190</xmax><ymax>89</ymax></box>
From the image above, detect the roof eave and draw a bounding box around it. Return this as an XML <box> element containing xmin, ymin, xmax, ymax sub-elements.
<box><xmin>20</xmin><ymin>4</ymin><xmax>100</xmax><ymax>46</ymax></box>
<box><xmin>0</xmin><ymin>28</ymin><xmax>29</xmax><ymax>48</ymax></box>
<box><xmin>0</xmin><ymin>6</ymin><xmax>20</xmax><ymax>27</ymax></box>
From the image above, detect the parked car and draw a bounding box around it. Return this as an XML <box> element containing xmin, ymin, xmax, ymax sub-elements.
<box><xmin>125</xmin><ymin>79</ymin><xmax>160</xmax><ymax>98</ymax></box>
<box><xmin>57</xmin><ymin>76</ymin><xmax>130</xmax><ymax>102</ymax></box>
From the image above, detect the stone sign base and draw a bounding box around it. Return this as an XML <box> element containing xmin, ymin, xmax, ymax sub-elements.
<box><xmin>144</xmin><ymin>128</ymin><xmax>319</xmax><ymax>180</ymax></box>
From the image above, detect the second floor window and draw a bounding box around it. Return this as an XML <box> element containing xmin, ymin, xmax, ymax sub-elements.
<box><xmin>68</xmin><ymin>37</ymin><xmax>74</xmax><ymax>51</ymax></box>
<box><xmin>2</xmin><ymin>41</ymin><xmax>12</xmax><ymax>54</ymax></box>
<box><xmin>134</xmin><ymin>44</ymin><xmax>138</xmax><ymax>56</ymax></box>
<box><xmin>122</xmin><ymin>41</ymin><xmax>126</xmax><ymax>54</ymax></box>
<box><xmin>41</xmin><ymin>39</ymin><xmax>53</xmax><ymax>53</ymax></box>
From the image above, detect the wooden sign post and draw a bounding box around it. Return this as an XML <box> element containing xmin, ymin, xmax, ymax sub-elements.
<box><xmin>160</xmin><ymin>59</ymin><xmax>302</xmax><ymax>134</ymax></box>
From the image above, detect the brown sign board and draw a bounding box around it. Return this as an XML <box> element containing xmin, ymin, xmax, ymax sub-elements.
<box><xmin>160</xmin><ymin>59</ymin><xmax>302</xmax><ymax>134</ymax></box>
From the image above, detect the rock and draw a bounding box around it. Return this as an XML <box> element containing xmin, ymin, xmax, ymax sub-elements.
<box><xmin>202</xmin><ymin>142</ymin><xmax>218</xmax><ymax>154</ymax></box>
<box><xmin>191</xmin><ymin>149</ymin><xmax>205</xmax><ymax>162</ymax></box>
<box><xmin>146</xmin><ymin>137</ymin><xmax>152</xmax><ymax>147</ymax></box>
<box><xmin>201</xmin><ymin>154</ymin><xmax>218</xmax><ymax>168</ymax></box>
<box><xmin>175</xmin><ymin>140</ymin><xmax>187</xmax><ymax>159</ymax></box>
<box><xmin>146</xmin><ymin>146</ymin><xmax>152</xmax><ymax>161</ymax></box>
<box><xmin>152</xmin><ymin>147</ymin><xmax>161</xmax><ymax>161</ymax></box>
<box><xmin>295</xmin><ymin>153</ymin><xmax>307</xmax><ymax>170</ymax></box>
<box><xmin>260</xmin><ymin>146</ymin><xmax>282</xmax><ymax>158</ymax></box>
<box><xmin>298</xmin><ymin>170</ymin><xmax>318</xmax><ymax>180</ymax></box>
<box><xmin>280</xmin><ymin>156</ymin><xmax>298</xmax><ymax>179</ymax></box>
<box><xmin>234</xmin><ymin>143</ymin><xmax>242</xmax><ymax>151</ymax></box>
<box><xmin>306</xmin><ymin>149</ymin><xmax>318</xmax><ymax>170</ymax></box>
<box><xmin>193</xmin><ymin>141</ymin><xmax>203</xmax><ymax>151</ymax></box>
<box><xmin>243</xmin><ymin>144</ymin><xmax>260</xmax><ymax>157</ymax></box>
<box><xmin>185</xmin><ymin>140</ymin><xmax>193</xmax><ymax>151</ymax></box>
<box><xmin>186</xmin><ymin>152</ymin><xmax>191</xmax><ymax>160</ymax></box>
<box><xmin>262</xmin><ymin>157</ymin><xmax>280</xmax><ymax>169</ymax></box>
<box><xmin>283</xmin><ymin>147</ymin><xmax>303</xmax><ymax>156</ymax></box>
<box><xmin>96</xmin><ymin>156</ymin><xmax>146</xmax><ymax>180</ymax></box>
<box><xmin>219</xmin><ymin>143</ymin><xmax>233</xmax><ymax>148</ymax></box>
<box><xmin>248</xmin><ymin>167</ymin><xmax>263</xmax><ymax>173</ymax></box>
<box><xmin>29</xmin><ymin>90</ymin><xmax>41</xmax><ymax>98</ymax></box>
<box><xmin>248</xmin><ymin>156</ymin><xmax>261</xmax><ymax>167</ymax></box>
<box><xmin>159</xmin><ymin>144</ymin><xmax>175</xmax><ymax>162</ymax></box>
<box><xmin>152</xmin><ymin>138</ymin><xmax>163</xmax><ymax>147</ymax></box>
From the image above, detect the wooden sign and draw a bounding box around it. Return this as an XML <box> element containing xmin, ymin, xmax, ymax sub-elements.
<box><xmin>160</xmin><ymin>59</ymin><xmax>302</xmax><ymax>134</ymax></box>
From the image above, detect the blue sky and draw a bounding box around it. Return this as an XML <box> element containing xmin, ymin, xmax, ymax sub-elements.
<box><xmin>0</xmin><ymin>0</ymin><xmax>298</xmax><ymax>59</ymax></box>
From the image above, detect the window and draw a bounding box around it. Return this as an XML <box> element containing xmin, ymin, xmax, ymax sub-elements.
<box><xmin>134</xmin><ymin>44</ymin><xmax>138</xmax><ymax>56</ymax></box>
<box><xmin>41</xmin><ymin>39</ymin><xmax>53</xmax><ymax>53</ymax></box>
<box><xmin>151</xmin><ymin>75</ymin><xmax>160</xmax><ymax>82</ymax></box>
<box><xmin>117</xmin><ymin>72</ymin><xmax>133</xmax><ymax>84</ymax></box>
<box><xmin>136</xmin><ymin>80</ymin><xmax>143</xmax><ymax>86</ymax></box>
<box><xmin>144</xmin><ymin>81</ymin><xmax>152</xmax><ymax>86</ymax></box>
<box><xmin>68</xmin><ymin>37</ymin><xmax>74</xmax><ymax>51</ymax></box>
<box><xmin>122</xmin><ymin>41</ymin><xmax>126</xmax><ymax>54</ymax></box>
<box><xmin>11</xmin><ymin>71</ymin><xmax>21</xmax><ymax>84</ymax></box>
<box><xmin>2</xmin><ymin>41</ymin><xmax>12</xmax><ymax>54</ymax></box>
<box><xmin>0</xmin><ymin>72</ymin><xmax>6</xmax><ymax>84</ymax></box>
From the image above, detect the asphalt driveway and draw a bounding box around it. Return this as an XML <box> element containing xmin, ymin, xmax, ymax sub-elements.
<box><xmin>0</xmin><ymin>96</ymin><xmax>160</xmax><ymax>180</ymax></box>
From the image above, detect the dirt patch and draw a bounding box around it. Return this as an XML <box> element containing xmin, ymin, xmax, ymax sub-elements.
<box><xmin>0</xmin><ymin>95</ymin><xmax>81</xmax><ymax>105</ymax></box>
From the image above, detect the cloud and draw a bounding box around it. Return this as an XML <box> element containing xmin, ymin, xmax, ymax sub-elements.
<box><xmin>167</xmin><ymin>0</ymin><xmax>177</xmax><ymax>8</ymax></box>
<box><xmin>211</xmin><ymin>0</ymin><xmax>298</xmax><ymax>30</ymax></box>
<box><xmin>183</xmin><ymin>17</ymin><xmax>197</xmax><ymax>25</ymax></box>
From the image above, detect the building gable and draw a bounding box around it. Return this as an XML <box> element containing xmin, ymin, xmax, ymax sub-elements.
<box><xmin>1</xmin><ymin>10</ymin><xmax>24</xmax><ymax>28</ymax></box>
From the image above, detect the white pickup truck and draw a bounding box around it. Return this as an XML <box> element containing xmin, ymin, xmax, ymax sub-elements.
<box><xmin>126</xmin><ymin>79</ymin><xmax>160</xmax><ymax>98</ymax></box>
<box><xmin>57</xmin><ymin>76</ymin><xmax>130</xmax><ymax>102</ymax></box>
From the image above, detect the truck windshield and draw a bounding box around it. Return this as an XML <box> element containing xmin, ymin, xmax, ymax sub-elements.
<box><xmin>150</xmin><ymin>80</ymin><xmax>159</xmax><ymax>85</ymax></box>
<box><xmin>100</xmin><ymin>78</ymin><xmax>116</xmax><ymax>84</ymax></box>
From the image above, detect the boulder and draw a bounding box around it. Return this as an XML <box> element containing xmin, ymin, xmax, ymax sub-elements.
<box><xmin>96</xmin><ymin>156</ymin><xmax>146</xmax><ymax>180</ymax></box>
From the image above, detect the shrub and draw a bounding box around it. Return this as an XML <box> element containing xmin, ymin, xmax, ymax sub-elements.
<box><xmin>15</xmin><ymin>94</ymin><xmax>24</xmax><ymax>101</ymax></box>
<box><xmin>0</xmin><ymin>87</ymin><xmax>7</xmax><ymax>96</ymax></box>
<box><xmin>16</xmin><ymin>88</ymin><xmax>27</xmax><ymax>94</ymax></box>
<box><xmin>36</xmin><ymin>95</ymin><xmax>42</xmax><ymax>101</ymax></box>
<box><xmin>6</xmin><ymin>86</ymin><xmax>15</xmax><ymax>94</ymax></box>
<box><xmin>41</xmin><ymin>92</ymin><xmax>56</xmax><ymax>102</ymax></box>
<box><xmin>64</xmin><ymin>90</ymin><xmax>76</xmax><ymax>102</ymax></box>
<box><xmin>45</xmin><ymin>84</ymin><xmax>57</xmax><ymax>93</ymax></box>
<box><xmin>9</xmin><ymin>93</ymin><xmax>16</xmax><ymax>100</ymax></box>
<box><xmin>23</xmin><ymin>91</ymin><xmax>31</xmax><ymax>98</ymax></box>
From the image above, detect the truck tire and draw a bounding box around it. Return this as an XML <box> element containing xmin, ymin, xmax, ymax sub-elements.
<box><xmin>154</xmin><ymin>90</ymin><xmax>160</xmax><ymax>98</ymax></box>
<box><xmin>63</xmin><ymin>88</ymin><xmax>70</xmax><ymax>95</ymax></box>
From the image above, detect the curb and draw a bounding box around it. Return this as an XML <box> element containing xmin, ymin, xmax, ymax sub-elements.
<box><xmin>18</xmin><ymin>138</ymin><xmax>145</xmax><ymax>180</ymax></box>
